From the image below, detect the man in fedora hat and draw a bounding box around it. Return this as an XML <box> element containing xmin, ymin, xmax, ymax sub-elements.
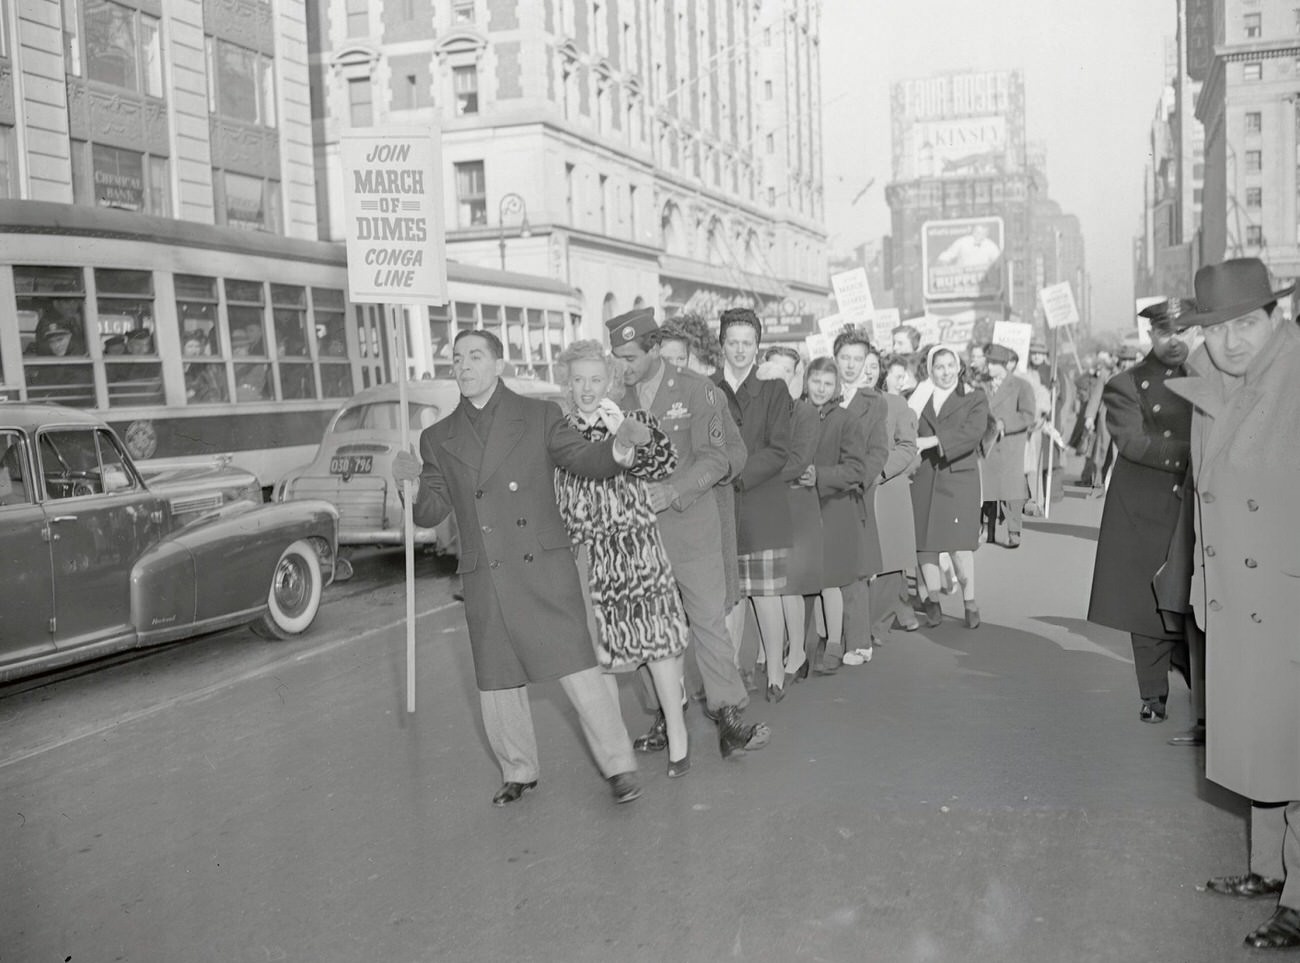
<box><xmin>1166</xmin><ymin>258</ymin><xmax>1300</xmax><ymax>949</ymax></box>
<box><xmin>1087</xmin><ymin>298</ymin><xmax>1201</xmax><ymax>728</ymax></box>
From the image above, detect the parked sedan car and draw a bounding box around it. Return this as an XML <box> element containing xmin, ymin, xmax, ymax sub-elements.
<box><xmin>0</xmin><ymin>405</ymin><xmax>339</xmax><ymax>683</ymax></box>
<box><xmin>274</xmin><ymin>377</ymin><xmax>563</xmax><ymax>553</ymax></box>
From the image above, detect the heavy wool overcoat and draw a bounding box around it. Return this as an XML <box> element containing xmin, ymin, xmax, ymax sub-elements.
<box><xmin>911</xmin><ymin>385</ymin><xmax>991</xmax><ymax>553</ymax></box>
<box><xmin>1087</xmin><ymin>354</ymin><xmax>1193</xmax><ymax>638</ymax></box>
<box><xmin>714</xmin><ymin>369</ymin><xmax>793</xmax><ymax>553</ymax></box>
<box><xmin>410</xmin><ymin>384</ymin><xmax>622</xmax><ymax>690</ymax></box>
<box><xmin>979</xmin><ymin>374</ymin><xmax>1037</xmax><ymax>501</ymax></box>
<box><xmin>1167</xmin><ymin>320</ymin><xmax>1300</xmax><ymax>802</ymax></box>
<box><xmin>842</xmin><ymin>388</ymin><xmax>890</xmax><ymax>577</ymax></box>
<box><xmin>874</xmin><ymin>392</ymin><xmax>920</xmax><ymax>575</ymax></box>
<box><xmin>811</xmin><ymin>402</ymin><xmax>867</xmax><ymax>587</ymax></box>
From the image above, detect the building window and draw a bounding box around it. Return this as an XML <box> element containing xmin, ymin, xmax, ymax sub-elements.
<box><xmin>593</xmin><ymin>1</ymin><xmax>605</xmax><ymax>54</ymax></box>
<box><xmin>453</xmin><ymin>64</ymin><xmax>479</xmax><ymax>115</ymax></box>
<box><xmin>598</xmin><ymin>174</ymin><xmax>608</xmax><ymax>233</ymax></box>
<box><xmin>629</xmin><ymin>184</ymin><xmax>638</xmax><ymax>240</ymax></box>
<box><xmin>89</xmin><ymin>144</ymin><xmax>168</xmax><ymax>216</ymax></box>
<box><xmin>1247</xmin><ymin>187</ymin><xmax>1263</xmax><ymax>208</ymax></box>
<box><xmin>208</xmin><ymin>38</ymin><xmax>277</xmax><ymax>127</ymax></box>
<box><xmin>82</xmin><ymin>0</ymin><xmax>163</xmax><ymax>98</ymax></box>
<box><xmin>1295</xmin><ymin>7</ymin><xmax>1300</xmax><ymax>33</ymax></box>
<box><xmin>766</xmin><ymin>185</ymin><xmax>775</xmax><ymax>206</ymax></box>
<box><xmin>452</xmin><ymin>0</ymin><xmax>475</xmax><ymax>23</ymax></box>
<box><xmin>218</xmin><ymin>171</ymin><xmax>281</xmax><ymax>232</ymax></box>
<box><xmin>0</xmin><ymin>125</ymin><xmax>18</xmax><ymax>199</ymax></box>
<box><xmin>1193</xmin><ymin>162</ymin><xmax>1205</xmax><ymax>180</ymax></box>
<box><xmin>348</xmin><ymin>77</ymin><xmax>373</xmax><ymax>127</ymax></box>
<box><xmin>766</xmin><ymin>132</ymin><xmax>774</xmax><ymax>154</ymax></box>
<box><xmin>454</xmin><ymin>161</ymin><xmax>486</xmax><ymax>226</ymax></box>
<box><xmin>1247</xmin><ymin>149</ymin><xmax>1263</xmax><ymax>172</ymax></box>
<box><xmin>346</xmin><ymin>0</ymin><xmax>368</xmax><ymax>37</ymax></box>
<box><xmin>1247</xmin><ymin>224</ymin><xmax>1264</xmax><ymax>246</ymax></box>
<box><xmin>1193</xmin><ymin>188</ymin><xmax>1203</xmax><ymax>204</ymax></box>
<box><xmin>1245</xmin><ymin>12</ymin><xmax>1261</xmax><ymax>37</ymax></box>
<box><xmin>402</xmin><ymin>74</ymin><xmax>419</xmax><ymax>110</ymax></box>
<box><xmin>0</xmin><ymin>0</ymin><xmax>8</xmax><ymax>58</ymax></box>
<box><xmin>764</xmin><ymin>79</ymin><xmax>773</xmax><ymax>100</ymax></box>
<box><xmin>1246</xmin><ymin>111</ymin><xmax>1262</xmax><ymax>133</ymax></box>
<box><xmin>1244</xmin><ymin>61</ymin><xmax>1263</xmax><ymax>81</ymax></box>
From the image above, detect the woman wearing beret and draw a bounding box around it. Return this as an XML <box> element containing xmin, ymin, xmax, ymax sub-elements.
<box><xmin>909</xmin><ymin>346</ymin><xmax>992</xmax><ymax>629</ymax></box>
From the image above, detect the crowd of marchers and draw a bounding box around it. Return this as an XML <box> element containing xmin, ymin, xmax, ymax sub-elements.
<box><xmin>391</xmin><ymin>255</ymin><xmax>1300</xmax><ymax>956</ymax></box>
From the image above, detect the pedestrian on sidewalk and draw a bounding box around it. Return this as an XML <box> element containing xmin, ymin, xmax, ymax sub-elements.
<box><xmin>1085</xmin><ymin>298</ymin><xmax>1198</xmax><ymax>726</ymax></box>
<box><xmin>1165</xmin><ymin>258</ymin><xmax>1300</xmax><ymax>951</ymax></box>
<box><xmin>552</xmin><ymin>340</ymin><xmax>692</xmax><ymax>778</ymax></box>
<box><xmin>978</xmin><ymin>343</ymin><xmax>1037</xmax><ymax>548</ymax></box>
<box><xmin>611</xmin><ymin>309</ymin><xmax>771</xmax><ymax>761</ymax></box>
<box><xmin>391</xmin><ymin>330</ymin><xmax>648</xmax><ymax>808</ymax></box>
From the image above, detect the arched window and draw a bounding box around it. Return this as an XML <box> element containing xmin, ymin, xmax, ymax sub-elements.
<box><xmin>632</xmin><ymin>295</ymin><xmax>645</xmax><ymax>310</ymax></box>
<box><xmin>602</xmin><ymin>292</ymin><xmax>618</xmax><ymax>321</ymax></box>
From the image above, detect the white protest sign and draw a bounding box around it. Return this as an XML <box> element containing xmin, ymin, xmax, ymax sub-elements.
<box><xmin>870</xmin><ymin>308</ymin><xmax>902</xmax><ymax>348</ymax></box>
<box><xmin>817</xmin><ymin>313</ymin><xmax>852</xmax><ymax>339</ymax></box>
<box><xmin>1039</xmin><ymin>281</ymin><xmax>1080</xmax><ymax>329</ymax></box>
<box><xmin>992</xmin><ymin>320</ymin><xmax>1033</xmax><ymax>365</ymax></box>
<box><xmin>935</xmin><ymin>314</ymin><xmax>977</xmax><ymax>348</ymax></box>
<box><xmin>831</xmin><ymin>268</ymin><xmax>875</xmax><ymax>323</ymax></box>
<box><xmin>908</xmin><ymin>315</ymin><xmax>941</xmax><ymax>347</ymax></box>
<box><xmin>341</xmin><ymin>129</ymin><xmax>448</xmax><ymax>304</ymax></box>
<box><xmin>804</xmin><ymin>333</ymin><xmax>834</xmax><ymax>360</ymax></box>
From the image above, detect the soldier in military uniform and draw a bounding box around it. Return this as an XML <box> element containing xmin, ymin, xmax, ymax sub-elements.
<box><xmin>1087</xmin><ymin>299</ymin><xmax>1198</xmax><ymax>724</ymax></box>
<box><xmin>609</xmin><ymin>308</ymin><xmax>771</xmax><ymax>761</ymax></box>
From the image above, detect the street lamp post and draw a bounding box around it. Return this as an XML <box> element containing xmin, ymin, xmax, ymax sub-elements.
<box><xmin>497</xmin><ymin>192</ymin><xmax>531</xmax><ymax>270</ymax></box>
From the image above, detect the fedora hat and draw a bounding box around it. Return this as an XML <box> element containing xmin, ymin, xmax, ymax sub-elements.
<box><xmin>1182</xmin><ymin>258</ymin><xmax>1294</xmax><ymax>328</ymax></box>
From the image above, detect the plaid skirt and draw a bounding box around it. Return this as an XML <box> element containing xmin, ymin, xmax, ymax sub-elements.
<box><xmin>737</xmin><ymin>547</ymin><xmax>789</xmax><ymax>597</ymax></box>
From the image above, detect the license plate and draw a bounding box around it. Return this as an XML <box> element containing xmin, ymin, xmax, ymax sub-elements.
<box><xmin>330</xmin><ymin>455</ymin><xmax>373</xmax><ymax>476</ymax></box>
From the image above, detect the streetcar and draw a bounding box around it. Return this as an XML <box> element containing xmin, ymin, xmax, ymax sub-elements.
<box><xmin>0</xmin><ymin>200</ymin><xmax>581</xmax><ymax>488</ymax></box>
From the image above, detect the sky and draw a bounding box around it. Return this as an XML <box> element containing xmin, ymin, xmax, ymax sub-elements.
<box><xmin>818</xmin><ymin>0</ymin><xmax>1178</xmax><ymax>333</ymax></box>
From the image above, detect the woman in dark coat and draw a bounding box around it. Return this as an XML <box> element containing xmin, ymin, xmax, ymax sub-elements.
<box><xmin>909</xmin><ymin>346</ymin><xmax>992</xmax><ymax>629</ymax></box>
<box><xmin>713</xmin><ymin>309</ymin><xmax>793</xmax><ymax>699</ymax></box>
<box><xmin>798</xmin><ymin>357</ymin><xmax>867</xmax><ymax>673</ymax></box>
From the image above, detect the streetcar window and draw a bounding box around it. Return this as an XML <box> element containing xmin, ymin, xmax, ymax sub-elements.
<box><xmin>504</xmin><ymin>306</ymin><xmax>525</xmax><ymax>362</ymax></box>
<box><xmin>16</xmin><ymin>266</ymin><xmax>96</xmax><ymax>408</ymax></box>
<box><xmin>272</xmin><ymin>285</ymin><xmax>316</xmax><ymax>400</ymax></box>
<box><xmin>176</xmin><ymin>274</ymin><xmax>229</xmax><ymax>405</ymax></box>
<box><xmin>224</xmin><ymin>279</ymin><xmax>271</xmax><ymax>400</ymax></box>
<box><xmin>429</xmin><ymin>303</ymin><xmax>453</xmax><ymax>372</ymax></box>
<box><xmin>527</xmin><ymin>309</ymin><xmax>546</xmax><ymax>363</ymax></box>
<box><xmin>97</xmin><ymin>269</ymin><xmax>162</xmax><ymax>407</ymax></box>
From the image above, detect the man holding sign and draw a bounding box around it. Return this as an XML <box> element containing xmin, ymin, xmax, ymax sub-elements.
<box><xmin>393</xmin><ymin>330</ymin><xmax>651</xmax><ymax>807</ymax></box>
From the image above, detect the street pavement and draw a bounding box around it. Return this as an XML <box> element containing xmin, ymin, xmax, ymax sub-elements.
<box><xmin>0</xmin><ymin>488</ymin><xmax>1265</xmax><ymax>962</ymax></box>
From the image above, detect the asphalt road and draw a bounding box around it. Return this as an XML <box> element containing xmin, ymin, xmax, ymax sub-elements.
<box><xmin>0</xmin><ymin>491</ymin><xmax>1263</xmax><ymax>962</ymax></box>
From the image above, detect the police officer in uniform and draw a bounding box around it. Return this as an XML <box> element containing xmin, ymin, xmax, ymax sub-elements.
<box><xmin>608</xmin><ymin>308</ymin><xmax>771</xmax><ymax>760</ymax></box>
<box><xmin>1087</xmin><ymin>298</ymin><xmax>1199</xmax><ymax>725</ymax></box>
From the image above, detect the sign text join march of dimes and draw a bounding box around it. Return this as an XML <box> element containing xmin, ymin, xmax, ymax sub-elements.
<box><xmin>340</xmin><ymin>130</ymin><xmax>448</xmax><ymax>304</ymax></box>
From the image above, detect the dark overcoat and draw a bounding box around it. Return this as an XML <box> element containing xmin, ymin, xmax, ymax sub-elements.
<box><xmin>874</xmin><ymin>392</ymin><xmax>920</xmax><ymax>574</ymax></box>
<box><xmin>842</xmin><ymin>388</ymin><xmax>891</xmax><ymax>576</ymax></box>
<box><xmin>714</xmin><ymin>369</ymin><xmax>793</xmax><ymax>553</ymax></box>
<box><xmin>911</xmin><ymin>385</ymin><xmax>990</xmax><ymax>552</ymax></box>
<box><xmin>783</xmin><ymin>399</ymin><xmax>826</xmax><ymax>594</ymax></box>
<box><xmin>410</xmin><ymin>384</ymin><xmax>621</xmax><ymax>690</ymax></box>
<box><xmin>1087</xmin><ymin>355</ymin><xmax>1192</xmax><ymax>638</ymax></box>
<box><xmin>979</xmin><ymin>374</ymin><xmax>1036</xmax><ymax>501</ymax></box>
<box><xmin>812</xmin><ymin>403</ymin><xmax>867</xmax><ymax>587</ymax></box>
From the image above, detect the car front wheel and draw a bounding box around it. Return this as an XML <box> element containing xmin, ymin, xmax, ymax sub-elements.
<box><xmin>252</xmin><ymin>539</ymin><xmax>323</xmax><ymax>639</ymax></box>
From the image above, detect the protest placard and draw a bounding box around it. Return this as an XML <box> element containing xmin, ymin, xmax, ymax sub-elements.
<box><xmin>341</xmin><ymin>129</ymin><xmax>447</xmax><ymax>304</ymax></box>
<box><xmin>992</xmin><ymin>320</ymin><xmax>1033</xmax><ymax>364</ymax></box>
<box><xmin>817</xmin><ymin>313</ymin><xmax>852</xmax><ymax>339</ymax></box>
<box><xmin>830</xmin><ymin>268</ymin><xmax>875</xmax><ymax>323</ymax></box>
<box><xmin>870</xmin><ymin>308</ymin><xmax>901</xmax><ymax>348</ymax></box>
<box><xmin>1038</xmin><ymin>281</ymin><xmax>1080</xmax><ymax>329</ymax></box>
<box><xmin>804</xmin><ymin>333</ymin><xmax>834</xmax><ymax>360</ymax></box>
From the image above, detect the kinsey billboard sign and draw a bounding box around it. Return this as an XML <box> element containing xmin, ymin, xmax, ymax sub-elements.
<box><xmin>341</xmin><ymin>129</ymin><xmax>447</xmax><ymax>304</ymax></box>
<box><xmin>921</xmin><ymin>217</ymin><xmax>1005</xmax><ymax>300</ymax></box>
<box><xmin>891</xmin><ymin>70</ymin><xmax>1025</xmax><ymax>181</ymax></box>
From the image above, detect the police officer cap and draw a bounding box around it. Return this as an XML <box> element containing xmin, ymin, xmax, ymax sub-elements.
<box><xmin>127</xmin><ymin>327</ymin><xmax>153</xmax><ymax>342</ymax></box>
<box><xmin>42</xmin><ymin>321</ymin><xmax>72</xmax><ymax>339</ymax></box>
<box><xmin>985</xmin><ymin>343</ymin><xmax>1019</xmax><ymax>366</ymax></box>
<box><xmin>605</xmin><ymin>307</ymin><xmax>658</xmax><ymax>345</ymax></box>
<box><xmin>1138</xmin><ymin>297</ymin><xmax>1195</xmax><ymax>328</ymax></box>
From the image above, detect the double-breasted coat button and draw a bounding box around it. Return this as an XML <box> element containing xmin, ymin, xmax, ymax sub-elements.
<box><xmin>1209</xmin><ymin>599</ymin><xmax>1222</xmax><ymax>611</ymax></box>
<box><xmin>475</xmin><ymin>489</ymin><xmax>483</xmax><ymax>499</ymax></box>
<box><xmin>1163</xmin><ymin>430</ymin><xmax>1172</xmax><ymax>438</ymax></box>
<box><xmin>1152</xmin><ymin>403</ymin><xmax>1162</xmax><ymax>412</ymax></box>
<box><xmin>523</xmin><ymin>553</ymin><xmax>534</xmax><ymax>562</ymax></box>
<box><xmin>1205</xmin><ymin>546</ymin><xmax>1216</xmax><ymax>557</ymax></box>
<box><xmin>1245</xmin><ymin>558</ymin><xmax>1258</xmax><ymax>568</ymax></box>
<box><xmin>1247</xmin><ymin>499</ymin><xmax>1259</xmax><ymax>511</ymax></box>
<box><xmin>508</xmin><ymin>481</ymin><xmax>519</xmax><ymax>492</ymax></box>
<box><xmin>1251</xmin><ymin>613</ymin><xmax>1263</xmax><ymax>623</ymax></box>
<box><xmin>1141</xmin><ymin>380</ymin><xmax>1150</xmax><ymax>389</ymax></box>
<box><xmin>517</xmin><ymin>518</ymin><xmax>527</xmax><ymax>527</ymax></box>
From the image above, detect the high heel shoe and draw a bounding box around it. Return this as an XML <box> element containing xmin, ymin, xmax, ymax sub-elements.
<box><xmin>667</xmin><ymin>749</ymin><xmax>691</xmax><ymax>778</ymax></box>
<box><xmin>811</xmin><ymin>637</ymin><xmax>839</xmax><ymax>675</ymax></box>
<box><xmin>963</xmin><ymin>601</ymin><xmax>981</xmax><ymax>629</ymax></box>
<box><xmin>923</xmin><ymin>599</ymin><xmax>943</xmax><ymax>627</ymax></box>
<box><xmin>765</xmin><ymin>683</ymin><xmax>785</xmax><ymax>703</ymax></box>
<box><xmin>793</xmin><ymin>659</ymin><xmax>810</xmax><ymax>682</ymax></box>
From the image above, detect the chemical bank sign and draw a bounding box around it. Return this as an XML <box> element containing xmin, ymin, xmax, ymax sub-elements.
<box><xmin>341</xmin><ymin>129</ymin><xmax>447</xmax><ymax>304</ymax></box>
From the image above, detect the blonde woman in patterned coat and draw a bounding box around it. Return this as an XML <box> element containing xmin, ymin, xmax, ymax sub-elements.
<box><xmin>553</xmin><ymin>341</ymin><xmax>693</xmax><ymax>777</ymax></box>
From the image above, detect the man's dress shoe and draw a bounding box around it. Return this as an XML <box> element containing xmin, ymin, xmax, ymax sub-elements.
<box><xmin>1207</xmin><ymin>873</ymin><xmax>1285</xmax><ymax>898</ymax></box>
<box><xmin>1244</xmin><ymin>906</ymin><xmax>1300</xmax><ymax>950</ymax></box>
<box><xmin>607</xmin><ymin>772</ymin><xmax>642</xmax><ymax>804</ymax></box>
<box><xmin>491</xmin><ymin>781</ymin><xmax>537</xmax><ymax>806</ymax></box>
